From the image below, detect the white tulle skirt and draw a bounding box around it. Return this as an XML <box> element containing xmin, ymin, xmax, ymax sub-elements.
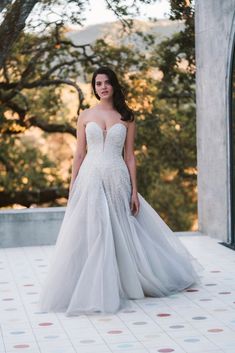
<box><xmin>39</xmin><ymin>157</ymin><xmax>203</xmax><ymax>316</ymax></box>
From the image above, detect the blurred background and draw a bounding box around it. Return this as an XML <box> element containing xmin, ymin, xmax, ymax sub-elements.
<box><xmin>0</xmin><ymin>0</ymin><xmax>197</xmax><ymax>231</ymax></box>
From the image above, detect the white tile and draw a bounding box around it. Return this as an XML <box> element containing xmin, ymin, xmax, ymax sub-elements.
<box><xmin>37</xmin><ymin>339</ymin><xmax>74</xmax><ymax>351</ymax></box>
<box><xmin>73</xmin><ymin>344</ymin><xmax>111</xmax><ymax>353</ymax></box>
<box><xmin>7</xmin><ymin>350</ymin><xmax>40</xmax><ymax>353</ymax></box>
<box><xmin>4</xmin><ymin>340</ymin><xmax>39</xmax><ymax>352</ymax></box>
<box><xmin>71</xmin><ymin>334</ymin><xmax>105</xmax><ymax>346</ymax></box>
<box><xmin>107</xmin><ymin>341</ymin><xmax>146</xmax><ymax>351</ymax></box>
<box><xmin>40</xmin><ymin>348</ymin><xmax>76</xmax><ymax>353</ymax></box>
<box><xmin>147</xmin><ymin>342</ymin><xmax>186</xmax><ymax>353</ymax></box>
<box><xmin>1</xmin><ymin>236</ymin><xmax>235</xmax><ymax>353</ymax></box>
<box><xmin>115</xmin><ymin>350</ymin><xmax>148</xmax><ymax>353</ymax></box>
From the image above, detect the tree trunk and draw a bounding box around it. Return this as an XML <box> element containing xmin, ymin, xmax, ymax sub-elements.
<box><xmin>0</xmin><ymin>0</ymin><xmax>39</xmax><ymax>69</ymax></box>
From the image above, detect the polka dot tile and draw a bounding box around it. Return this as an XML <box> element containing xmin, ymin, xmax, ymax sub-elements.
<box><xmin>13</xmin><ymin>344</ymin><xmax>30</xmax><ymax>348</ymax></box>
<box><xmin>4</xmin><ymin>339</ymin><xmax>40</xmax><ymax>353</ymax></box>
<box><xmin>199</xmin><ymin>298</ymin><xmax>212</xmax><ymax>301</ymax></box>
<box><xmin>210</xmin><ymin>270</ymin><xmax>221</xmax><ymax>273</ymax></box>
<box><xmin>39</xmin><ymin>322</ymin><xmax>53</xmax><ymax>326</ymax></box>
<box><xmin>207</xmin><ymin>328</ymin><xmax>224</xmax><ymax>333</ymax></box>
<box><xmin>185</xmin><ymin>289</ymin><xmax>199</xmax><ymax>292</ymax></box>
<box><xmin>169</xmin><ymin>325</ymin><xmax>184</xmax><ymax>329</ymax></box>
<box><xmin>33</xmin><ymin>311</ymin><xmax>48</xmax><ymax>314</ymax></box>
<box><xmin>119</xmin><ymin>344</ymin><xmax>135</xmax><ymax>349</ymax></box>
<box><xmin>2</xmin><ymin>236</ymin><xmax>235</xmax><ymax>353</ymax></box>
<box><xmin>107</xmin><ymin>330</ymin><xmax>123</xmax><ymax>334</ymax></box>
<box><xmin>2</xmin><ymin>298</ymin><xmax>14</xmax><ymax>301</ymax></box>
<box><xmin>108</xmin><ymin>341</ymin><xmax>146</xmax><ymax>351</ymax></box>
<box><xmin>192</xmin><ymin>316</ymin><xmax>208</xmax><ymax>320</ymax></box>
<box><xmin>184</xmin><ymin>338</ymin><xmax>200</xmax><ymax>342</ymax></box>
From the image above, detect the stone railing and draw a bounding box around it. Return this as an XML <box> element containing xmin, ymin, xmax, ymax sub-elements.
<box><xmin>0</xmin><ymin>207</ymin><xmax>204</xmax><ymax>248</ymax></box>
<box><xmin>0</xmin><ymin>207</ymin><xmax>65</xmax><ymax>248</ymax></box>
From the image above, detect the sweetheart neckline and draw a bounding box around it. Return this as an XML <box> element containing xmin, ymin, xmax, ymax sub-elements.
<box><xmin>85</xmin><ymin>121</ymin><xmax>127</xmax><ymax>134</ymax></box>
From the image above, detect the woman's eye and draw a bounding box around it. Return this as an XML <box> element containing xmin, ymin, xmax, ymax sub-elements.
<box><xmin>96</xmin><ymin>81</ymin><xmax>111</xmax><ymax>86</ymax></box>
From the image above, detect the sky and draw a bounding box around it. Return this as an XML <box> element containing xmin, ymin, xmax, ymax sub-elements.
<box><xmin>28</xmin><ymin>0</ymin><xmax>171</xmax><ymax>32</ymax></box>
<box><xmin>81</xmin><ymin>0</ymin><xmax>170</xmax><ymax>26</ymax></box>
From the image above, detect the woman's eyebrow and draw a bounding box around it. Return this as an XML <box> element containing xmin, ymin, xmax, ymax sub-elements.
<box><xmin>96</xmin><ymin>79</ymin><xmax>110</xmax><ymax>83</ymax></box>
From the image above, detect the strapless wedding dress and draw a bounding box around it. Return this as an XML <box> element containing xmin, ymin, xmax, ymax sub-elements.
<box><xmin>39</xmin><ymin>121</ymin><xmax>203</xmax><ymax>315</ymax></box>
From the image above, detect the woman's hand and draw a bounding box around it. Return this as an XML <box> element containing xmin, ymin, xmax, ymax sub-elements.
<box><xmin>130</xmin><ymin>191</ymin><xmax>140</xmax><ymax>216</ymax></box>
<box><xmin>69</xmin><ymin>180</ymin><xmax>74</xmax><ymax>195</ymax></box>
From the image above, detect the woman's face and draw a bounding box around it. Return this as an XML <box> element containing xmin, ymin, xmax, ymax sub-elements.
<box><xmin>95</xmin><ymin>74</ymin><xmax>114</xmax><ymax>99</ymax></box>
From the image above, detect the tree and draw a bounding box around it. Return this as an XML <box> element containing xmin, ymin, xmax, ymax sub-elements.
<box><xmin>134</xmin><ymin>0</ymin><xmax>197</xmax><ymax>230</ymax></box>
<box><xmin>0</xmin><ymin>0</ymin><xmax>198</xmax><ymax>231</ymax></box>
<box><xmin>0</xmin><ymin>0</ymin><xmax>39</xmax><ymax>69</ymax></box>
<box><xmin>0</xmin><ymin>5</ymin><xmax>153</xmax><ymax>207</ymax></box>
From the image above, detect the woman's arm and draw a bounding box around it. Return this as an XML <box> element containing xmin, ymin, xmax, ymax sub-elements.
<box><xmin>69</xmin><ymin>111</ymin><xmax>87</xmax><ymax>193</ymax></box>
<box><xmin>124</xmin><ymin>120</ymin><xmax>140</xmax><ymax>215</ymax></box>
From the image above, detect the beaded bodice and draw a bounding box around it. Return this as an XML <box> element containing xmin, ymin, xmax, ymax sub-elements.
<box><xmin>76</xmin><ymin>121</ymin><xmax>130</xmax><ymax>190</ymax></box>
<box><xmin>85</xmin><ymin>121</ymin><xmax>127</xmax><ymax>156</ymax></box>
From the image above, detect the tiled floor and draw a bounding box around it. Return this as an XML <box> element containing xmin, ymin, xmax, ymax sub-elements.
<box><xmin>0</xmin><ymin>235</ymin><xmax>235</xmax><ymax>353</ymax></box>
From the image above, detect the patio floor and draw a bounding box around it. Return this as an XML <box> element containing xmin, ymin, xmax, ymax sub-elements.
<box><xmin>0</xmin><ymin>235</ymin><xmax>235</xmax><ymax>353</ymax></box>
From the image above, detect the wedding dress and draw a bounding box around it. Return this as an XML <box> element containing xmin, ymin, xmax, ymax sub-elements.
<box><xmin>39</xmin><ymin>121</ymin><xmax>203</xmax><ymax>316</ymax></box>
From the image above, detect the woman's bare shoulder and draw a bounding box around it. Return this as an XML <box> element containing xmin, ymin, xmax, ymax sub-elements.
<box><xmin>78</xmin><ymin>108</ymin><xmax>95</xmax><ymax>126</ymax></box>
<box><xmin>79</xmin><ymin>107</ymin><xmax>98</xmax><ymax>124</ymax></box>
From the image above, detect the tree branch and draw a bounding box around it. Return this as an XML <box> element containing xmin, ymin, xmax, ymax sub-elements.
<box><xmin>24</xmin><ymin>78</ymin><xmax>84</xmax><ymax>113</ymax></box>
<box><xmin>0</xmin><ymin>113</ymin><xmax>76</xmax><ymax>136</ymax></box>
<box><xmin>27</xmin><ymin>116</ymin><xmax>76</xmax><ymax>136</ymax></box>
<box><xmin>1</xmin><ymin>77</ymin><xmax>84</xmax><ymax>115</ymax></box>
<box><xmin>105</xmin><ymin>0</ymin><xmax>133</xmax><ymax>29</ymax></box>
<box><xmin>55</xmin><ymin>24</ymin><xmax>99</xmax><ymax>65</ymax></box>
<box><xmin>4</xmin><ymin>100</ymin><xmax>27</xmax><ymax>120</ymax></box>
<box><xmin>20</xmin><ymin>45</ymin><xmax>53</xmax><ymax>81</ymax></box>
<box><xmin>40</xmin><ymin>60</ymin><xmax>77</xmax><ymax>80</ymax></box>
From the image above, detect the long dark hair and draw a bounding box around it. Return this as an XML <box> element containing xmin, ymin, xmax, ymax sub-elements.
<box><xmin>91</xmin><ymin>66</ymin><xmax>134</xmax><ymax>122</ymax></box>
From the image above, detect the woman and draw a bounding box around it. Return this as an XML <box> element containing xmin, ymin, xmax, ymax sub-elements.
<box><xmin>39</xmin><ymin>66</ymin><xmax>203</xmax><ymax>316</ymax></box>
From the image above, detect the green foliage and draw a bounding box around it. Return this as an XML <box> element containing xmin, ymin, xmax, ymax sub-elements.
<box><xmin>133</xmin><ymin>0</ymin><xmax>197</xmax><ymax>230</ymax></box>
<box><xmin>0</xmin><ymin>135</ymin><xmax>63</xmax><ymax>193</ymax></box>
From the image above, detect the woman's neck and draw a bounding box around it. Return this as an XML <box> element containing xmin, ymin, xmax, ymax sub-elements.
<box><xmin>97</xmin><ymin>99</ymin><xmax>114</xmax><ymax>110</ymax></box>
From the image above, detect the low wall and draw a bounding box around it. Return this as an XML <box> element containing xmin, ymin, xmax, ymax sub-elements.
<box><xmin>0</xmin><ymin>207</ymin><xmax>65</xmax><ymax>248</ymax></box>
<box><xmin>0</xmin><ymin>208</ymin><xmax>204</xmax><ymax>248</ymax></box>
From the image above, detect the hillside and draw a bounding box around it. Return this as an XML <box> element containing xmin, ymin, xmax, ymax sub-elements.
<box><xmin>67</xmin><ymin>18</ymin><xmax>184</xmax><ymax>48</ymax></box>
